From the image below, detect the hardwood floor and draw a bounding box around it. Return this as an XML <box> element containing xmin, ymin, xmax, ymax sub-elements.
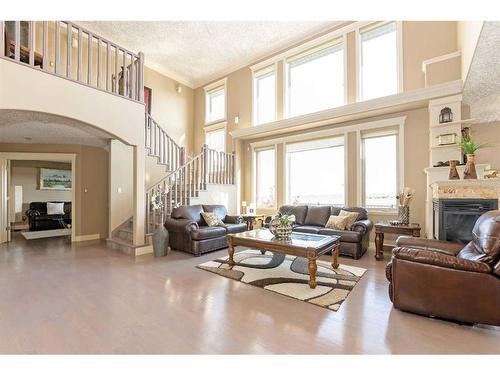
<box><xmin>0</xmin><ymin>233</ymin><xmax>498</xmax><ymax>354</ymax></box>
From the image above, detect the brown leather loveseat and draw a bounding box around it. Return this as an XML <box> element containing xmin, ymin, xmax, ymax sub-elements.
<box><xmin>164</xmin><ymin>205</ymin><xmax>246</xmax><ymax>256</ymax></box>
<box><xmin>265</xmin><ymin>205</ymin><xmax>373</xmax><ymax>259</ymax></box>
<box><xmin>386</xmin><ymin>210</ymin><xmax>500</xmax><ymax>326</ymax></box>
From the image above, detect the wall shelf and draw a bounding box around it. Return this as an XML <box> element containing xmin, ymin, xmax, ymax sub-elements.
<box><xmin>430</xmin><ymin>119</ymin><xmax>474</xmax><ymax>128</ymax></box>
<box><xmin>430</xmin><ymin>144</ymin><xmax>460</xmax><ymax>150</ymax></box>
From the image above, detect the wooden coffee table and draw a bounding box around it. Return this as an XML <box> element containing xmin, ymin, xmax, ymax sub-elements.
<box><xmin>226</xmin><ymin>229</ymin><xmax>340</xmax><ymax>289</ymax></box>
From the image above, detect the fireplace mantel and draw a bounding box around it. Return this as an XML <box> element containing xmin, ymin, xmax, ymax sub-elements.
<box><xmin>431</xmin><ymin>179</ymin><xmax>500</xmax><ymax>200</ymax></box>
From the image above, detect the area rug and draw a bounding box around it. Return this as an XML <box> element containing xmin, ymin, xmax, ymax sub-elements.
<box><xmin>197</xmin><ymin>249</ymin><xmax>366</xmax><ymax>311</ymax></box>
<box><xmin>21</xmin><ymin>228</ymin><xmax>71</xmax><ymax>240</ymax></box>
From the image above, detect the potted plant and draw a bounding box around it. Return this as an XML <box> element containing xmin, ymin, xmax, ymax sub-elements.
<box><xmin>460</xmin><ymin>130</ymin><xmax>489</xmax><ymax>179</ymax></box>
<box><xmin>269</xmin><ymin>213</ymin><xmax>295</xmax><ymax>239</ymax></box>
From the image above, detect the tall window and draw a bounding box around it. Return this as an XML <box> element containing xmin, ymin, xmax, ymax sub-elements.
<box><xmin>362</xmin><ymin>128</ymin><xmax>399</xmax><ymax>209</ymax></box>
<box><xmin>253</xmin><ymin>66</ymin><xmax>276</xmax><ymax>125</ymax></box>
<box><xmin>359</xmin><ymin>22</ymin><xmax>398</xmax><ymax>101</ymax></box>
<box><xmin>205</xmin><ymin>85</ymin><xmax>226</xmax><ymax>124</ymax></box>
<box><xmin>255</xmin><ymin>147</ymin><xmax>276</xmax><ymax>209</ymax></box>
<box><xmin>286</xmin><ymin>137</ymin><xmax>344</xmax><ymax>205</ymax></box>
<box><xmin>286</xmin><ymin>40</ymin><xmax>345</xmax><ymax>117</ymax></box>
<box><xmin>205</xmin><ymin>128</ymin><xmax>225</xmax><ymax>152</ymax></box>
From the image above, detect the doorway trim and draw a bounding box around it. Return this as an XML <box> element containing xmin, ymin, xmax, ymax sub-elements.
<box><xmin>0</xmin><ymin>152</ymin><xmax>77</xmax><ymax>242</ymax></box>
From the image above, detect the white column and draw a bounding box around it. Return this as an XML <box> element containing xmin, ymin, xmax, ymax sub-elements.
<box><xmin>133</xmin><ymin>145</ymin><xmax>145</xmax><ymax>246</ymax></box>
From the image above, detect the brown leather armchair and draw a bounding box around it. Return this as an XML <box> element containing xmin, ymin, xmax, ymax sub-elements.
<box><xmin>386</xmin><ymin>210</ymin><xmax>500</xmax><ymax>326</ymax></box>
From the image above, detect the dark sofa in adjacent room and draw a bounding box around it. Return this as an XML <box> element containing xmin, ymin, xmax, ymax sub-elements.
<box><xmin>25</xmin><ymin>202</ymin><xmax>72</xmax><ymax>231</ymax></box>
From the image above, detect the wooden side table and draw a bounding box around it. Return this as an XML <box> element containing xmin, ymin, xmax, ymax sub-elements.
<box><xmin>374</xmin><ymin>223</ymin><xmax>421</xmax><ymax>260</ymax></box>
<box><xmin>241</xmin><ymin>214</ymin><xmax>265</xmax><ymax>230</ymax></box>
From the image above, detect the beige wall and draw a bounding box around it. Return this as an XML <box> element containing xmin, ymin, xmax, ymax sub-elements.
<box><xmin>402</xmin><ymin>21</ymin><xmax>457</xmax><ymax>91</ymax></box>
<box><xmin>471</xmin><ymin>122</ymin><xmax>500</xmax><ymax>170</ymax></box>
<box><xmin>11</xmin><ymin>162</ymin><xmax>72</xmax><ymax>204</ymax></box>
<box><xmin>144</xmin><ymin>67</ymin><xmax>194</xmax><ymax>154</ymax></box>
<box><xmin>0</xmin><ymin>143</ymin><xmax>109</xmax><ymax>239</ymax></box>
<box><xmin>109</xmin><ymin>140</ymin><xmax>134</xmax><ymax>234</ymax></box>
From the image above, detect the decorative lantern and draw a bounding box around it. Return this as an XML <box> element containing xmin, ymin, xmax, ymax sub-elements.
<box><xmin>439</xmin><ymin>107</ymin><xmax>453</xmax><ymax>123</ymax></box>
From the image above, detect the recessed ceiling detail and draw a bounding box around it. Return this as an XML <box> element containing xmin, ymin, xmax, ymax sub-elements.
<box><xmin>0</xmin><ymin>110</ymin><xmax>111</xmax><ymax>148</ymax></box>
<box><xmin>77</xmin><ymin>21</ymin><xmax>339</xmax><ymax>88</ymax></box>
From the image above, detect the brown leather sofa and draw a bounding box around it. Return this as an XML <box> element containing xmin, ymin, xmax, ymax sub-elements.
<box><xmin>265</xmin><ymin>205</ymin><xmax>373</xmax><ymax>259</ymax></box>
<box><xmin>164</xmin><ymin>205</ymin><xmax>246</xmax><ymax>256</ymax></box>
<box><xmin>386</xmin><ymin>210</ymin><xmax>500</xmax><ymax>326</ymax></box>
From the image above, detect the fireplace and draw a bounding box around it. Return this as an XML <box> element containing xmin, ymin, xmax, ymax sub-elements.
<box><xmin>433</xmin><ymin>199</ymin><xmax>498</xmax><ymax>244</ymax></box>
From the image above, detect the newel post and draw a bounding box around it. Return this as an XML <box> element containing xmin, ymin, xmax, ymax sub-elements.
<box><xmin>202</xmin><ymin>144</ymin><xmax>208</xmax><ymax>190</ymax></box>
<box><xmin>138</xmin><ymin>51</ymin><xmax>145</xmax><ymax>102</ymax></box>
<box><xmin>180</xmin><ymin>147</ymin><xmax>186</xmax><ymax>167</ymax></box>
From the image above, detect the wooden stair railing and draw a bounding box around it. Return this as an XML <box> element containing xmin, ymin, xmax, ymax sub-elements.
<box><xmin>145</xmin><ymin>113</ymin><xmax>185</xmax><ymax>172</ymax></box>
<box><xmin>145</xmin><ymin>145</ymin><xmax>235</xmax><ymax>235</ymax></box>
<box><xmin>0</xmin><ymin>21</ymin><xmax>144</xmax><ymax>103</ymax></box>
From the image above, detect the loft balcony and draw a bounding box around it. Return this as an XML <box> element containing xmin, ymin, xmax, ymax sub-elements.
<box><xmin>0</xmin><ymin>21</ymin><xmax>145</xmax><ymax>147</ymax></box>
<box><xmin>1</xmin><ymin>21</ymin><xmax>144</xmax><ymax>103</ymax></box>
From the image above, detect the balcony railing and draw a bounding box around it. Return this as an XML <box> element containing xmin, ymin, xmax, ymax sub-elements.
<box><xmin>0</xmin><ymin>21</ymin><xmax>144</xmax><ymax>103</ymax></box>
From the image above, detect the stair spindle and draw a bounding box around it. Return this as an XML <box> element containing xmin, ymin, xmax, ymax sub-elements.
<box><xmin>28</xmin><ymin>21</ymin><xmax>35</xmax><ymax>66</ymax></box>
<box><xmin>14</xmin><ymin>21</ymin><xmax>21</xmax><ymax>61</ymax></box>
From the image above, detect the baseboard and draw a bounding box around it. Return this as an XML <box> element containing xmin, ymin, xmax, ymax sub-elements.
<box><xmin>73</xmin><ymin>233</ymin><xmax>101</xmax><ymax>242</ymax></box>
<box><xmin>135</xmin><ymin>245</ymin><xmax>153</xmax><ymax>256</ymax></box>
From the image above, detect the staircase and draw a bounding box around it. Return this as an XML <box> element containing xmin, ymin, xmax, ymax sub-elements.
<box><xmin>107</xmin><ymin>113</ymin><xmax>236</xmax><ymax>254</ymax></box>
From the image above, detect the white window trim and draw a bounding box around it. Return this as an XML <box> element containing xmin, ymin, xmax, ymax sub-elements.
<box><xmin>204</xmin><ymin>122</ymin><xmax>227</xmax><ymax>152</ymax></box>
<box><xmin>251</xmin><ymin>62</ymin><xmax>278</xmax><ymax>126</ymax></box>
<box><xmin>204</xmin><ymin>77</ymin><xmax>227</xmax><ymax>126</ymax></box>
<box><xmin>355</xmin><ymin>21</ymin><xmax>404</xmax><ymax>102</ymax></box>
<box><xmin>283</xmin><ymin>135</ymin><xmax>347</xmax><ymax>206</ymax></box>
<box><xmin>249</xmin><ymin>115</ymin><xmax>406</xmax><ymax>212</ymax></box>
<box><xmin>249</xmin><ymin>21</ymin><xmax>371</xmax><ymax>72</ymax></box>
<box><xmin>356</xmin><ymin>116</ymin><xmax>406</xmax><ymax>214</ymax></box>
<box><xmin>252</xmin><ymin>144</ymin><xmax>278</xmax><ymax>211</ymax></box>
<box><xmin>284</xmin><ymin>36</ymin><xmax>347</xmax><ymax>119</ymax></box>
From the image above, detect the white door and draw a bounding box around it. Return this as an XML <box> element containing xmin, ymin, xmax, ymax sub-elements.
<box><xmin>0</xmin><ymin>158</ymin><xmax>10</xmax><ymax>243</ymax></box>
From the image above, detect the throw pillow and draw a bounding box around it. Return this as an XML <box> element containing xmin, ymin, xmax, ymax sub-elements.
<box><xmin>47</xmin><ymin>202</ymin><xmax>65</xmax><ymax>215</ymax></box>
<box><xmin>325</xmin><ymin>215</ymin><xmax>349</xmax><ymax>230</ymax></box>
<box><xmin>201</xmin><ymin>212</ymin><xmax>225</xmax><ymax>227</ymax></box>
<box><xmin>339</xmin><ymin>210</ymin><xmax>359</xmax><ymax>230</ymax></box>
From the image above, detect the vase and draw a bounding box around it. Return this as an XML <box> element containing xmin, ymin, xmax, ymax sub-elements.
<box><xmin>269</xmin><ymin>220</ymin><xmax>293</xmax><ymax>239</ymax></box>
<box><xmin>448</xmin><ymin>160</ymin><xmax>460</xmax><ymax>180</ymax></box>
<box><xmin>152</xmin><ymin>226</ymin><xmax>170</xmax><ymax>257</ymax></box>
<box><xmin>463</xmin><ymin>154</ymin><xmax>477</xmax><ymax>179</ymax></box>
<box><xmin>398</xmin><ymin>205</ymin><xmax>410</xmax><ymax>225</ymax></box>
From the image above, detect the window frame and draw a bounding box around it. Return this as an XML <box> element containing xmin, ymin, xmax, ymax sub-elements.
<box><xmin>204</xmin><ymin>78</ymin><xmax>227</xmax><ymax>125</ymax></box>
<box><xmin>251</xmin><ymin>63</ymin><xmax>278</xmax><ymax>126</ymax></box>
<box><xmin>204</xmin><ymin>122</ymin><xmax>227</xmax><ymax>153</ymax></box>
<box><xmin>356</xmin><ymin>21</ymin><xmax>403</xmax><ymax>102</ymax></box>
<box><xmin>284</xmin><ymin>136</ymin><xmax>346</xmax><ymax>206</ymax></box>
<box><xmin>284</xmin><ymin>36</ymin><xmax>347</xmax><ymax>119</ymax></box>
<box><xmin>357</xmin><ymin>120</ymin><xmax>405</xmax><ymax>214</ymax></box>
<box><xmin>253</xmin><ymin>145</ymin><xmax>278</xmax><ymax>211</ymax></box>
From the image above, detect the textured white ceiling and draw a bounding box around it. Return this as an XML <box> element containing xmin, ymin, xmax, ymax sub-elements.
<box><xmin>77</xmin><ymin>21</ymin><xmax>339</xmax><ymax>88</ymax></box>
<box><xmin>463</xmin><ymin>22</ymin><xmax>500</xmax><ymax>123</ymax></box>
<box><xmin>0</xmin><ymin>111</ymin><xmax>111</xmax><ymax>148</ymax></box>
